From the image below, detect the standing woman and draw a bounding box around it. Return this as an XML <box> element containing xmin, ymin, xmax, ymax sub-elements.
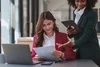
<box><xmin>31</xmin><ymin>11</ymin><xmax>76</xmax><ymax>61</ymax></box>
<box><xmin>67</xmin><ymin>0</ymin><xmax>100</xmax><ymax>60</ymax></box>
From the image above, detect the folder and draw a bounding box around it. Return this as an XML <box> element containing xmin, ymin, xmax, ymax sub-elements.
<box><xmin>62</xmin><ymin>20</ymin><xmax>81</xmax><ymax>34</ymax></box>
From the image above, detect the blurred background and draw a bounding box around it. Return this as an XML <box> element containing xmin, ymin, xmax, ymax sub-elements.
<box><xmin>0</xmin><ymin>0</ymin><xmax>100</xmax><ymax>53</ymax></box>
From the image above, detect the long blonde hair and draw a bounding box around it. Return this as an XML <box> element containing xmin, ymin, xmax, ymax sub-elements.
<box><xmin>35</xmin><ymin>11</ymin><xmax>59</xmax><ymax>47</ymax></box>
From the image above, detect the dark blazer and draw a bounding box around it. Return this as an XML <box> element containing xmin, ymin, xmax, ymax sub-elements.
<box><xmin>73</xmin><ymin>8</ymin><xmax>100</xmax><ymax>60</ymax></box>
<box><xmin>31</xmin><ymin>32</ymin><xmax>76</xmax><ymax>60</ymax></box>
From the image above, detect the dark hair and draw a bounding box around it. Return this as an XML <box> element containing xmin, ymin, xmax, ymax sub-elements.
<box><xmin>67</xmin><ymin>0</ymin><xmax>98</xmax><ymax>9</ymax></box>
<box><xmin>35</xmin><ymin>11</ymin><xmax>59</xmax><ymax>47</ymax></box>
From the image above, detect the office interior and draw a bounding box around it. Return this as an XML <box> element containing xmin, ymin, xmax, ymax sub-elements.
<box><xmin>1</xmin><ymin>0</ymin><xmax>100</xmax><ymax>53</ymax></box>
<box><xmin>0</xmin><ymin>0</ymin><xmax>100</xmax><ymax>67</ymax></box>
<box><xmin>0</xmin><ymin>0</ymin><xmax>100</xmax><ymax>60</ymax></box>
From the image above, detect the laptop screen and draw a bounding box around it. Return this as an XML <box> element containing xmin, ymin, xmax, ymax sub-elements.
<box><xmin>2</xmin><ymin>44</ymin><xmax>33</xmax><ymax>65</ymax></box>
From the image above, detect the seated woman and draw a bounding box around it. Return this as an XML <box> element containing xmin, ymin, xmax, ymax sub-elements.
<box><xmin>31</xmin><ymin>11</ymin><xmax>76</xmax><ymax>61</ymax></box>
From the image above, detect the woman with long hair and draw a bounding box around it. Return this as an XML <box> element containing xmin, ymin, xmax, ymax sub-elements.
<box><xmin>31</xmin><ymin>11</ymin><xmax>76</xmax><ymax>61</ymax></box>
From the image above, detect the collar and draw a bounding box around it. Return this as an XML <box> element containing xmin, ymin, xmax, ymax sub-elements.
<box><xmin>74</xmin><ymin>7</ymin><xmax>86</xmax><ymax>16</ymax></box>
<box><xmin>43</xmin><ymin>32</ymin><xmax>55</xmax><ymax>39</ymax></box>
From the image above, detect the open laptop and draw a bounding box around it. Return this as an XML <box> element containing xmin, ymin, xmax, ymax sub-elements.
<box><xmin>2</xmin><ymin>44</ymin><xmax>42</xmax><ymax>65</ymax></box>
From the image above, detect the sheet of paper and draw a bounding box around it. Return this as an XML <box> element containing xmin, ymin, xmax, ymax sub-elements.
<box><xmin>33</xmin><ymin>46</ymin><xmax>61</xmax><ymax>61</ymax></box>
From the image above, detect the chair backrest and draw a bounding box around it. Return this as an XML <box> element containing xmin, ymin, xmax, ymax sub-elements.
<box><xmin>0</xmin><ymin>54</ymin><xmax>5</xmax><ymax>63</ymax></box>
<box><xmin>17</xmin><ymin>37</ymin><xmax>33</xmax><ymax>51</ymax></box>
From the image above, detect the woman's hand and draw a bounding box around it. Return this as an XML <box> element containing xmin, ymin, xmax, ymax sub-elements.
<box><xmin>52</xmin><ymin>50</ymin><xmax>64</xmax><ymax>58</ymax></box>
<box><xmin>56</xmin><ymin>40</ymin><xmax>75</xmax><ymax>48</ymax></box>
<box><xmin>73</xmin><ymin>49</ymin><xmax>77</xmax><ymax>52</ymax></box>
<box><xmin>34</xmin><ymin>55</ymin><xmax>44</xmax><ymax>61</ymax></box>
<box><xmin>67</xmin><ymin>26</ymin><xmax>76</xmax><ymax>35</ymax></box>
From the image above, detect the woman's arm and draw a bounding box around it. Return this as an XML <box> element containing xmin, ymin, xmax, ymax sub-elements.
<box><xmin>73</xmin><ymin>11</ymin><xmax>98</xmax><ymax>49</ymax></box>
<box><xmin>52</xmin><ymin>47</ymin><xmax>76</xmax><ymax>60</ymax></box>
<box><xmin>31</xmin><ymin>35</ymin><xmax>37</xmax><ymax>58</ymax></box>
<box><xmin>62</xmin><ymin>33</ymin><xmax>76</xmax><ymax>60</ymax></box>
<box><xmin>55</xmin><ymin>33</ymin><xmax>76</xmax><ymax>60</ymax></box>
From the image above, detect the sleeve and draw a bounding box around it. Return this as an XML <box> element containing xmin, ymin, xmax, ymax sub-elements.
<box><xmin>73</xmin><ymin>11</ymin><xmax>97</xmax><ymax>49</ymax></box>
<box><xmin>31</xmin><ymin>34</ymin><xmax>37</xmax><ymax>59</ymax></box>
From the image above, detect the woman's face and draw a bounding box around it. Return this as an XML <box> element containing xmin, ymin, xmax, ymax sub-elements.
<box><xmin>42</xmin><ymin>19</ymin><xmax>54</xmax><ymax>35</ymax></box>
<box><xmin>75</xmin><ymin>0</ymin><xmax>87</xmax><ymax>9</ymax></box>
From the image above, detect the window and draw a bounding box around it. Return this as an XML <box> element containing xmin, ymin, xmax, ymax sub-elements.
<box><xmin>94</xmin><ymin>8</ymin><xmax>100</xmax><ymax>33</ymax></box>
<box><xmin>94</xmin><ymin>8</ymin><xmax>100</xmax><ymax>22</ymax></box>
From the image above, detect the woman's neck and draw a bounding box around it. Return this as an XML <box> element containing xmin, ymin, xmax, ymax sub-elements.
<box><xmin>45</xmin><ymin>31</ymin><xmax>54</xmax><ymax>37</ymax></box>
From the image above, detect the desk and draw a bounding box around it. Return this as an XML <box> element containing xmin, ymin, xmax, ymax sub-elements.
<box><xmin>0</xmin><ymin>60</ymin><xmax>99</xmax><ymax>67</ymax></box>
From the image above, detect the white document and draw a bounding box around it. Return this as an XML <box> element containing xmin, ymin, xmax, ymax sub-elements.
<box><xmin>33</xmin><ymin>46</ymin><xmax>61</xmax><ymax>61</ymax></box>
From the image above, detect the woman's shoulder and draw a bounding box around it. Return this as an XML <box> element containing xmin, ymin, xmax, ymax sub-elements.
<box><xmin>33</xmin><ymin>34</ymin><xmax>37</xmax><ymax>37</ymax></box>
<box><xmin>87</xmin><ymin>9</ymin><xmax>97</xmax><ymax>16</ymax></box>
<box><xmin>33</xmin><ymin>34</ymin><xmax>38</xmax><ymax>40</ymax></box>
<box><xmin>84</xmin><ymin>9</ymin><xmax>97</xmax><ymax>18</ymax></box>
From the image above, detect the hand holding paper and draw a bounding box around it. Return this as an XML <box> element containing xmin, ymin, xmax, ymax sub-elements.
<box><xmin>52</xmin><ymin>50</ymin><xmax>64</xmax><ymax>58</ymax></box>
<box><xmin>34</xmin><ymin>55</ymin><xmax>45</xmax><ymax>61</ymax></box>
<box><xmin>33</xmin><ymin>46</ymin><xmax>62</xmax><ymax>61</ymax></box>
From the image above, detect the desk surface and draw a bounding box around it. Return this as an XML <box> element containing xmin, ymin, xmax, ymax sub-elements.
<box><xmin>0</xmin><ymin>60</ymin><xmax>99</xmax><ymax>67</ymax></box>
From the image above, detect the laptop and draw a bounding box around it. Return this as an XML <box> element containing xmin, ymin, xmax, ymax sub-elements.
<box><xmin>2</xmin><ymin>44</ymin><xmax>42</xmax><ymax>65</ymax></box>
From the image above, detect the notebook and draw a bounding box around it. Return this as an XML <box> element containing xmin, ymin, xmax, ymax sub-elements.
<box><xmin>2</xmin><ymin>44</ymin><xmax>42</xmax><ymax>65</ymax></box>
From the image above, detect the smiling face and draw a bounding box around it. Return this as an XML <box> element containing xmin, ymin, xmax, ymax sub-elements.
<box><xmin>75</xmin><ymin>0</ymin><xmax>87</xmax><ymax>9</ymax></box>
<box><xmin>42</xmin><ymin>19</ymin><xmax>54</xmax><ymax>36</ymax></box>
